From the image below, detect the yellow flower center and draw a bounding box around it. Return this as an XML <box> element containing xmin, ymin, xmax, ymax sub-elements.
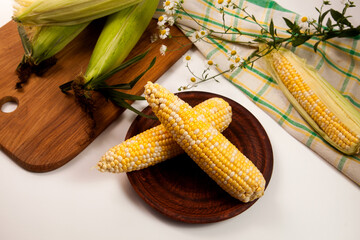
<box><xmin>218</xmin><ymin>0</ymin><xmax>224</xmax><ymax>4</ymax></box>
<box><xmin>185</xmin><ymin>55</ymin><xmax>191</xmax><ymax>61</ymax></box>
<box><xmin>190</xmin><ymin>77</ymin><xmax>196</xmax><ymax>82</ymax></box>
<box><xmin>235</xmin><ymin>57</ymin><xmax>241</xmax><ymax>63</ymax></box>
<box><xmin>160</xmin><ymin>29</ymin><xmax>167</xmax><ymax>35</ymax></box>
<box><xmin>165</xmin><ymin>1</ymin><xmax>171</xmax><ymax>6</ymax></box>
<box><xmin>158</xmin><ymin>16</ymin><xmax>164</xmax><ymax>21</ymax></box>
<box><xmin>207</xmin><ymin>60</ymin><xmax>214</xmax><ymax>65</ymax></box>
<box><xmin>301</xmin><ymin>16</ymin><xmax>308</xmax><ymax>22</ymax></box>
<box><xmin>200</xmin><ymin>31</ymin><xmax>206</xmax><ymax>35</ymax></box>
<box><xmin>231</xmin><ymin>50</ymin><xmax>237</xmax><ymax>55</ymax></box>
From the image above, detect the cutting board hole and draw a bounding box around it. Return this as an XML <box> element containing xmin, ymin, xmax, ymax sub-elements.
<box><xmin>1</xmin><ymin>96</ymin><xmax>18</xmax><ymax>113</ymax></box>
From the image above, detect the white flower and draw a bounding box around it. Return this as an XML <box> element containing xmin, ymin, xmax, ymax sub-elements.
<box><xmin>167</xmin><ymin>16</ymin><xmax>175</xmax><ymax>26</ymax></box>
<box><xmin>229</xmin><ymin>63</ymin><xmax>237</xmax><ymax>72</ymax></box>
<box><xmin>228</xmin><ymin>55</ymin><xmax>244</xmax><ymax>71</ymax></box>
<box><xmin>227</xmin><ymin>47</ymin><xmax>240</xmax><ymax>60</ymax></box>
<box><xmin>226</xmin><ymin>0</ymin><xmax>237</xmax><ymax>9</ymax></box>
<box><xmin>183</xmin><ymin>54</ymin><xmax>192</xmax><ymax>63</ymax></box>
<box><xmin>298</xmin><ymin>16</ymin><xmax>310</xmax><ymax>30</ymax></box>
<box><xmin>301</xmin><ymin>16</ymin><xmax>308</xmax><ymax>23</ymax></box>
<box><xmin>159</xmin><ymin>27</ymin><xmax>170</xmax><ymax>39</ymax></box>
<box><xmin>157</xmin><ymin>15</ymin><xmax>168</xmax><ymax>27</ymax></box>
<box><xmin>215</xmin><ymin>0</ymin><xmax>237</xmax><ymax>10</ymax></box>
<box><xmin>160</xmin><ymin>45</ymin><xmax>167</xmax><ymax>56</ymax></box>
<box><xmin>233</xmin><ymin>56</ymin><xmax>244</xmax><ymax>68</ymax></box>
<box><xmin>163</xmin><ymin>0</ymin><xmax>178</xmax><ymax>15</ymax></box>
<box><xmin>163</xmin><ymin>0</ymin><xmax>175</xmax><ymax>9</ymax></box>
<box><xmin>205</xmin><ymin>59</ymin><xmax>216</xmax><ymax>69</ymax></box>
<box><xmin>194</xmin><ymin>29</ymin><xmax>209</xmax><ymax>40</ymax></box>
<box><xmin>214</xmin><ymin>0</ymin><xmax>227</xmax><ymax>9</ymax></box>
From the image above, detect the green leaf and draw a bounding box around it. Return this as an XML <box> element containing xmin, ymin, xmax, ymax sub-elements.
<box><xmin>291</xmin><ymin>35</ymin><xmax>312</xmax><ymax>47</ymax></box>
<box><xmin>283</xmin><ymin>17</ymin><xmax>294</xmax><ymax>29</ymax></box>
<box><xmin>313</xmin><ymin>41</ymin><xmax>321</xmax><ymax>52</ymax></box>
<box><xmin>318</xmin><ymin>9</ymin><xmax>330</xmax><ymax>25</ymax></box>
<box><xmin>224</xmin><ymin>25</ymin><xmax>232</xmax><ymax>33</ymax></box>
<box><xmin>269</xmin><ymin>19</ymin><xmax>275</xmax><ymax>36</ymax></box>
<box><xmin>326</xmin><ymin>18</ymin><xmax>333</xmax><ymax>29</ymax></box>
<box><xmin>233</xmin><ymin>27</ymin><xmax>242</xmax><ymax>34</ymax></box>
<box><xmin>330</xmin><ymin>9</ymin><xmax>352</xmax><ymax>27</ymax></box>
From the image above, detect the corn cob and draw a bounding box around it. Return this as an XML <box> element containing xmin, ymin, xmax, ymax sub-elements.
<box><xmin>59</xmin><ymin>0</ymin><xmax>158</xmax><ymax>117</ymax></box>
<box><xmin>144</xmin><ymin>82</ymin><xmax>266</xmax><ymax>203</ymax></box>
<box><xmin>82</xmin><ymin>0</ymin><xmax>159</xmax><ymax>88</ymax></box>
<box><xmin>13</xmin><ymin>0</ymin><xmax>142</xmax><ymax>26</ymax></box>
<box><xmin>264</xmin><ymin>47</ymin><xmax>360</xmax><ymax>155</ymax></box>
<box><xmin>16</xmin><ymin>22</ymin><xmax>89</xmax><ymax>88</ymax></box>
<box><xmin>97</xmin><ymin>97</ymin><xmax>233</xmax><ymax>173</ymax></box>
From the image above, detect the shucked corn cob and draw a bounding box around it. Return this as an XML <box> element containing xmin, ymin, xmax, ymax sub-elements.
<box><xmin>97</xmin><ymin>97</ymin><xmax>232</xmax><ymax>173</ymax></box>
<box><xmin>13</xmin><ymin>0</ymin><xmax>142</xmax><ymax>26</ymax></box>
<box><xmin>144</xmin><ymin>82</ymin><xmax>266</xmax><ymax>203</ymax></box>
<box><xmin>264</xmin><ymin>47</ymin><xmax>360</xmax><ymax>155</ymax></box>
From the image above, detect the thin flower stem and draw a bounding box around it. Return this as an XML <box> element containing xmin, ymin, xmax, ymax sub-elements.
<box><xmin>159</xmin><ymin>0</ymin><xmax>359</xmax><ymax>90</ymax></box>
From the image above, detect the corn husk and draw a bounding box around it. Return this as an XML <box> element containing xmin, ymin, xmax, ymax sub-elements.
<box><xmin>16</xmin><ymin>22</ymin><xmax>89</xmax><ymax>88</ymax></box>
<box><xmin>83</xmin><ymin>0</ymin><xmax>159</xmax><ymax>87</ymax></box>
<box><xmin>13</xmin><ymin>0</ymin><xmax>142</xmax><ymax>26</ymax></box>
<box><xmin>264</xmin><ymin>47</ymin><xmax>360</xmax><ymax>155</ymax></box>
<box><xmin>60</xmin><ymin>0</ymin><xmax>159</xmax><ymax>118</ymax></box>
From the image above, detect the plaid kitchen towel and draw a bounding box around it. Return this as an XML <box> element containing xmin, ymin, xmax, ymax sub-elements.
<box><xmin>156</xmin><ymin>0</ymin><xmax>360</xmax><ymax>185</ymax></box>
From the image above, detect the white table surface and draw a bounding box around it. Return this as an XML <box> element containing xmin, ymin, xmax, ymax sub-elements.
<box><xmin>0</xmin><ymin>1</ymin><xmax>359</xmax><ymax>240</ymax></box>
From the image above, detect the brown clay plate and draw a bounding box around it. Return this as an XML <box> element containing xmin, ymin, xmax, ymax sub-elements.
<box><xmin>126</xmin><ymin>91</ymin><xmax>273</xmax><ymax>224</ymax></box>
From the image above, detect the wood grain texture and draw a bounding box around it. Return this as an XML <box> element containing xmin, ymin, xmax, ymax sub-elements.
<box><xmin>127</xmin><ymin>92</ymin><xmax>273</xmax><ymax>224</ymax></box>
<box><xmin>0</xmin><ymin>19</ymin><xmax>192</xmax><ymax>172</ymax></box>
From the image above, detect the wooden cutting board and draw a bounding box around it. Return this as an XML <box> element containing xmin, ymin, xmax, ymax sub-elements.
<box><xmin>0</xmin><ymin>19</ymin><xmax>192</xmax><ymax>172</ymax></box>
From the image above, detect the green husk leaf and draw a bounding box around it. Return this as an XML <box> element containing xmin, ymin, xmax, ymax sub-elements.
<box><xmin>97</xmin><ymin>57</ymin><xmax>156</xmax><ymax>90</ymax></box>
<box><xmin>13</xmin><ymin>0</ymin><xmax>142</xmax><ymax>26</ymax></box>
<box><xmin>87</xmin><ymin>50</ymin><xmax>151</xmax><ymax>89</ymax></box>
<box><xmin>83</xmin><ymin>0</ymin><xmax>159</xmax><ymax>86</ymax></box>
<box><xmin>17</xmin><ymin>24</ymin><xmax>32</xmax><ymax>57</ymax></box>
<box><xmin>263</xmin><ymin>47</ymin><xmax>360</xmax><ymax>155</ymax></box>
<box><xmin>104</xmin><ymin>89</ymin><xmax>157</xmax><ymax>119</ymax></box>
<box><xmin>16</xmin><ymin>22</ymin><xmax>89</xmax><ymax>88</ymax></box>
